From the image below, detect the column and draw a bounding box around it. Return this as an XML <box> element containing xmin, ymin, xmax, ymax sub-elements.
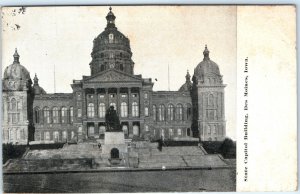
<box><xmin>95</xmin><ymin>122</ymin><xmax>99</xmax><ymax>137</ymax></box>
<box><xmin>83</xmin><ymin>122</ymin><xmax>87</xmax><ymax>140</ymax></box>
<box><xmin>105</xmin><ymin>88</ymin><xmax>109</xmax><ymax>110</ymax></box>
<box><xmin>129</xmin><ymin>121</ymin><xmax>133</xmax><ymax>138</ymax></box>
<box><xmin>139</xmin><ymin>88</ymin><xmax>144</xmax><ymax>117</ymax></box>
<box><xmin>82</xmin><ymin>89</ymin><xmax>87</xmax><ymax>119</ymax></box>
<box><xmin>94</xmin><ymin>88</ymin><xmax>98</xmax><ymax>118</ymax></box>
<box><xmin>128</xmin><ymin>87</ymin><xmax>132</xmax><ymax>117</ymax></box>
<box><xmin>140</xmin><ymin>122</ymin><xmax>144</xmax><ymax>138</ymax></box>
<box><xmin>117</xmin><ymin>88</ymin><xmax>120</xmax><ymax>116</ymax></box>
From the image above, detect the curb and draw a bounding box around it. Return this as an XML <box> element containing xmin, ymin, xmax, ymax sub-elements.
<box><xmin>3</xmin><ymin>165</ymin><xmax>235</xmax><ymax>175</ymax></box>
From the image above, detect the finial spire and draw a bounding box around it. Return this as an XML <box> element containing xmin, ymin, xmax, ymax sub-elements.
<box><xmin>13</xmin><ymin>48</ymin><xmax>20</xmax><ymax>63</ymax></box>
<box><xmin>203</xmin><ymin>44</ymin><xmax>210</xmax><ymax>60</ymax></box>
<box><xmin>109</xmin><ymin>6</ymin><xmax>112</xmax><ymax>11</ymax></box>
<box><xmin>34</xmin><ymin>73</ymin><xmax>39</xmax><ymax>85</ymax></box>
<box><xmin>186</xmin><ymin>70</ymin><xmax>191</xmax><ymax>81</ymax></box>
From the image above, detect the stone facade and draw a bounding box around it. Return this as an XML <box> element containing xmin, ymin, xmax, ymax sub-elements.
<box><xmin>2</xmin><ymin>8</ymin><xmax>227</xmax><ymax>144</ymax></box>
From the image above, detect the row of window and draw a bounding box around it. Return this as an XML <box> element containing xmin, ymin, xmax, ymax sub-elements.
<box><xmin>82</xmin><ymin>93</ymin><xmax>147</xmax><ymax>100</ymax></box>
<box><xmin>36</xmin><ymin>131</ymin><xmax>74</xmax><ymax>141</ymax></box>
<box><xmin>153</xmin><ymin>104</ymin><xmax>192</xmax><ymax>121</ymax></box>
<box><xmin>205</xmin><ymin>125</ymin><xmax>224</xmax><ymax>135</ymax></box>
<box><xmin>7</xmin><ymin>113</ymin><xmax>20</xmax><ymax>124</ymax></box>
<box><xmin>87</xmin><ymin>102</ymin><xmax>140</xmax><ymax>118</ymax></box>
<box><xmin>4</xmin><ymin>128</ymin><xmax>26</xmax><ymax>141</ymax></box>
<box><xmin>153</xmin><ymin>128</ymin><xmax>188</xmax><ymax>138</ymax></box>
<box><xmin>34</xmin><ymin>107</ymin><xmax>73</xmax><ymax>124</ymax></box>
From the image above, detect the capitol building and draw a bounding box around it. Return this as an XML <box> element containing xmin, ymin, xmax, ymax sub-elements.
<box><xmin>2</xmin><ymin>7</ymin><xmax>226</xmax><ymax>145</ymax></box>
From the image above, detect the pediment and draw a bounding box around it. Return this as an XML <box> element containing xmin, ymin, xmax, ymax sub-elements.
<box><xmin>84</xmin><ymin>69</ymin><xmax>142</xmax><ymax>83</ymax></box>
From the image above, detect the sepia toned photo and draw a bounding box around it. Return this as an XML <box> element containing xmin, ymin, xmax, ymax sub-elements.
<box><xmin>1</xmin><ymin>5</ymin><xmax>297</xmax><ymax>193</ymax></box>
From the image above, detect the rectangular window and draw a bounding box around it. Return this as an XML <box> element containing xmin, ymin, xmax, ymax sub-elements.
<box><xmin>99</xmin><ymin>94</ymin><xmax>105</xmax><ymax>98</ymax></box>
<box><xmin>77</xmin><ymin>92</ymin><xmax>82</xmax><ymax>100</ymax></box>
<box><xmin>145</xmin><ymin>107</ymin><xmax>149</xmax><ymax>116</ymax></box>
<box><xmin>77</xmin><ymin>109</ymin><xmax>82</xmax><ymax>118</ymax></box>
<box><xmin>121</xmin><ymin>94</ymin><xmax>127</xmax><ymax>98</ymax></box>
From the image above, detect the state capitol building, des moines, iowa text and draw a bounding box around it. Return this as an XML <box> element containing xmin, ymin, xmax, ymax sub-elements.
<box><xmin>2</xmin><ymin>7</ymin><xmax>227</xmax><ymax>145</ymax></box>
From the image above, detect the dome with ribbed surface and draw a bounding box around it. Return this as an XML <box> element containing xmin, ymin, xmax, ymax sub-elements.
<box><xmin>3</xmin><ymin>49</ymin><xmax>32</xmax><ymax>91</ymax></box>
<box><xmin>90</xmin><ymin>7</ymin><xmax>134</xmax><ymax>75</ymax></box>
<box><xmin>3</xmin><ymin>49</ymin><xmax>31</xmax><ymax>81</ymax></box>
<box><xmin>193</xmin><ymin>45</ymin><xmax>223</xmax><ymax>85</ymax></box>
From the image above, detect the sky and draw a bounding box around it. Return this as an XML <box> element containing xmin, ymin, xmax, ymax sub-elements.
<box><xmin>2</xmin><ymin>6</ymin><xmax>237</xmax><ymax>139</ymax></box>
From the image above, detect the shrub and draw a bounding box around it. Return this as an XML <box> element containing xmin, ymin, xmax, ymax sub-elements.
<box><xmin>2</xmin><ymin>143</ymin><xmax>27</xmax><ymax>164</ymax></box>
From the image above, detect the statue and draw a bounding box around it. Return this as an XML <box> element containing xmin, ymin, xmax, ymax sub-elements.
<box><xmin>105</xmin><ymin>106</ymin><xmax>121</xmax><ymax>132</ymax></box>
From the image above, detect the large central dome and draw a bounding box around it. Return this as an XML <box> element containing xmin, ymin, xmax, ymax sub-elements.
<box><xmin>89</xmin><ymin>7</ymin><xmax>135</xmax><ymax>75</ymax></box>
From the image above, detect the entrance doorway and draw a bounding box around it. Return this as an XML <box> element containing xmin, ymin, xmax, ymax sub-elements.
<box><xmin>87</xmin><ymin>124</ymin><xmax>95</xmax><ymax>137</ymax></box>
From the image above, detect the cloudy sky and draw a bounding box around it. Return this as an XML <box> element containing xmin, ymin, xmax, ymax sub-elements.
<box><xmin>2</xmin><ymin>6</ymin><xmax>237</xmax><ymax>139</ymax></box>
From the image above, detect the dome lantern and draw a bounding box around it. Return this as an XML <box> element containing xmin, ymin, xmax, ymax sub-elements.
<box><xmin>13</xmin><ymin>48</ymin><xmax>20</xmax><ymax>64</ymax></box>
<box><xmin>203</xmin><ymin>44</ymin><xmax>210</xmax><ymax>60</ymax></box>
<box><xmin>106</xmin><ymin>7</ymin><xmax>116</xmax><ymax>29</ymax></box>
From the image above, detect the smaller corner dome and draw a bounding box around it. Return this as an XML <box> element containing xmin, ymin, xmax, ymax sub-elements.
<box><xmin>3</xmin><ymin>49</ymin><xmax>31</xmax><ymax>81</ymax></box>
<box><xmin>179</xmin><ymin>82</ymin><xmax>191</xmax><ymax>92</ymax></box>
<box><xmin>33</xmin><ymin>85</ymin><xmax>46</xmax><ymax>95</ymax></box>
<box><xmin>193</xmin><ymin>45</ymin><xmax>221</xmax><ymax>82</ymax></box>
<box><xmin>179</xmin><ymin>70</ymin><xmax>192</xmax><ymax>92</ymax></box>
<box><xmin>33</xmin><ymin>73</ymin><xmax>46</xmax><ymax>95</ymax></box>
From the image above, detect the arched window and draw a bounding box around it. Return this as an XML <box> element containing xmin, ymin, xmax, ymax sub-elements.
<box><xmin>187</xmin><ymin>103</ymin><xmax>192</xmax><ymax>120</ymax></box>
<box><xmin>169</xmin><ymin>128</ymin><xmax>174</xmax><ymax>137</ymax></box>
<box><xmin>121</xmin><ymin>102</ymin><xmax>128</xmax><ymax>117</ymax></box>
<box><xmin>52</xmin><ymin>107</ymin><xmax>59</xmax><ymax>123</ymax></box>
<box><xmin>34</xmin><ymin>107</ymin><xmax>40</xmax><ymax>123</ymax></box>
<box><xmin>120</xmin><ymin>64</ymin><xmax>124</xmax><ymax>71</ymax></box>
<box><xmin>159</xmin><ymin>105</ymin><xmax>165</xmax><ymax>121</ymax></box>
<box><xmin>132</xmin><ymin>102</ymin><xmax>139</xmax><ymax>117</ymax></box>
<box><xmin>98</xmin><ymin>103</ymin><xmax>106</xmax><ymax>118</ymax></box>
<box><xmin>110</xmin><ymin>103</ymin><xmax>116</xmax><ymax>110</ymax></box>
<box><xmin>153</xmin><ymin>105</ymin><xmax>157</xmax><ymax>121</ymax></box>
<box><xmin>11</xmin><ymin>98</ymin><xmax>17</xmax><ymax>111</ymax></box>
<box><xmin>145</xmin><ymin>107</ymin><xmax>149</xmax><ymax>116</ymax></box>
<box><xmin>61</xmin><ymin>107</ymin><xmax>68</xmax><ymax>123</ymax></box>
<box><xmin>43</xmin><ymin>107</ymin><xmax>51</xmax><ymax>124</ymax></box>
<box><xmin>167</xmin><ymin>104</ymin><xmax>175</xmax><ymax>121</ymax></box>
<box><xmin>70</xmin><ymin>107</ymin><xmax>74</xmax><ymax>123</ymax></box>
<box><xmin>176</xmin><ymin>104</ymin><xmax>183</xmax><ymax>121</ymax></box>
<box><xmin>87</xmin><ymin>103</ymin><xmax>95</xmax><ymax>118</ymax></box>
<box><xmin>109</xmin><ymin>33</ymin><xmax>114</xmax><ymax>43</ymax></box>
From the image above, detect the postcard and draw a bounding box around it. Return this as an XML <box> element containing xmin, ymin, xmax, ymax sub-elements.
<box><xmin>1</xmin><ymin>5</ymin><xmax>297</xmax><ymax>192</ymax></box>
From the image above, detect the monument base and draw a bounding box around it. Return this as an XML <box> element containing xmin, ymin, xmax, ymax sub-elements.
<box><xmin>102</xmin><ymin>132</ymin><xmax>128</xmax><ymax>155</ymax></box>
